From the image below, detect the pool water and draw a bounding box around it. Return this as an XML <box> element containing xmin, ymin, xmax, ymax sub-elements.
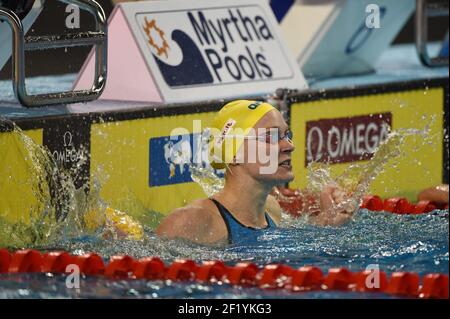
<box><xmin>0</xmin><ymin>209</ymin><xmax>448</xmax><ymax>298</ymax></box>
<box><xmin>0</xmin><ymin>70</ymin><xmax>448</xmax><ymax>299</ymax></box>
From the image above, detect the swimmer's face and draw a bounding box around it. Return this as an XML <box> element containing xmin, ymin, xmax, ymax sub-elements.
<box><xmin>234</xmin><ymin>109</ymin><xmax>295</xmax><ymax>184</ymax></box>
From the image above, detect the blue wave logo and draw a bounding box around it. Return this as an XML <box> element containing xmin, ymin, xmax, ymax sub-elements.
<box><xmin>143</xmin><ymin>18</ymin><xmax>213</xmax><ymax>87</ymax></box>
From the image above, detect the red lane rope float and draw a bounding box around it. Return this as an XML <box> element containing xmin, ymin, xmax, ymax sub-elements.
<box><xmin>363</xmin><ymin>196</ymin><xmax>447</xmax><ymax>214</ymax></box>
<box><xmin>383</xmin><ymin>198</ymin><xmax>413</xmax><ymax>214</ymax></box>
<box><xmin>323</xmin><ymin>268</ymin><xmax>356</xmax><ymax>291</ymax></box>
<box><xmin>227</xmin><ymin>262</ymin><xmax>259</xmax><ymax>286</ymax></box>
<box><xmin>72</xmin><ymin>253</ymin><xmax>105</xmax><ymax>275</ymax></box>
<box><xmin>277</xmin><ymin>190</ymin><xmax>448</xmax><ymax>218</ymax></box>
<box><xmin>0</xmin><ymin>249</ymin><xmax>448</xmax><ymax>299</ymax></box>
<box><xmin>420</xmin><ymin>274</ymin><xmax>449</xmax><ymax>299</ymax></box>
<box><xmin>290</xmin><ymin>266</ymin><xmax>324</xmax><ymax>291</ymax></box>
<box><xmin>257</xmin><ymin>264</ymin><xmax>294</xmax><ymax>289</ymax></box>
<box><xmin>42</xmin><ymin>251</ymin><xmax>73</xmax><ymax>273</ymax></box>
<box><xmin>385</xmin><ymin>272</ymin><xmax>420</xmax><ymax>297</ymax></box>
<box><xmin>9</xmin><ymin>249</ymin><xmax>43</xmax><ymax>273</ymax></box>
<box><xmin>361</xmin><ymin>195</ymin><xmax>384</xmax><ymax>212</ymax></box>
<box><xmin>133</xmin><ymin>257</ymin><xmax>165</xmax><ymax>280</ymax></box>
<box><xmin>196</xmin><ymin>261</ymin><xmax>227</xmax><ymax>283</ymax></box>
<box><xmin>166</xmin><ymin>259</ymin><xmax>198</xmax><ymax>281</ymax></box>
<box><xmin>105</xmin><ymin>255</ymin><xmax>136</xmax><ymax>279</ymax></box>
<box><xmin>0</xmin><ymin>249</ymin><xmax>11</xmax><ymax>273</ymax></box>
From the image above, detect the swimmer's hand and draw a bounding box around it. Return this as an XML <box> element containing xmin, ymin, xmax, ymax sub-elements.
<box><xmin>308</xmin><ymin>184</ymin><xmax>356</xmax><ymax>227</ymax></box>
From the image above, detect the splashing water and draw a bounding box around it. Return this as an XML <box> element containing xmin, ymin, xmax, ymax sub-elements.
<box><xmin>298</xmin><ymin>126</ymin><xmax>433</xmax><ymax>221</ymax></box>
<box><xmin>0</xmin><ymin>116</ymin><xmax>444</xmax><ymax>254</ymax></box>
<box><xmin>189</xmin><ymin>164</ymin><xmax>224</xmax><ymax>197</ymax></box>
<box><xmin>190</xmin><ymin>123</ymin><xmax>435</xmax><ymax>226</ymax></box>
<box><xmin>0</xmin><ymin>119</ymin><xmax>79</xmax><ymax>247</ymax></box>
<box><xmin>0</xmin><ymin>119</ymin><xmax>144</xmax><ymax>248</ymax></box>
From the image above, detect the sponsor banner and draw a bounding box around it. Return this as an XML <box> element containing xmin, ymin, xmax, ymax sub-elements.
<box><xmin>0</xmin><ymin>129</ymin><xmax>43</xmax><ymax>224</ymax></box>
<box><xmin>305</xmin><ymin>113</ymin><xmax>392</xmax><ymax>166</ymax></box>
<box><xmin>270</xmin><ymin>0</ymin><xmax>296</xmax><ymax>22</ymax></box>
<box><xmin>1</xmin><ymin>82</ymin><xmax>446</xmax><ymax>222</ymax></box>
<box><xmin>445</xmin><ymin>85</ymin><xmax>449</xmax><ymax>184</ymax></box>
<box><xmin>90</xmin><ymin>112</ymin><xmax>217</xmax><ymax>215</ymax></box>
<box><xmin>149</xmin><ymin>132</ymin><xmax>220</xmax><ymax>187</ymax></box>
<box><xmin>290</xmin><ymin>88</ymin><xmax>444</xmax><ymax>201</ymax></box>
<box><xmin>0</xmin><ymin>116</ymin><xmax>92</xmax><ymax>224</ymax></box>
<box><xmin>149</xmin><ymin>134</ymin><xmax>196</xmax><ymax>187</ymax></box>
<box><xmin>131</xmin><ymin>0</ymin><xmax>306</xmax><ymax>94</ymax></box>
<box><xmin>43</xmin><ymin>117</ymin><xmax>91</xmax><ymax>192</ymax></box>
<box><xmin>74</xmin><ymin>0</ymin><xmax>307</xmax><ymax>104</ymax></box>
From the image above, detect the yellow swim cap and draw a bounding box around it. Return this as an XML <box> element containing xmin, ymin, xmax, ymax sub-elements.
<box><xmin>209</xmin><ymin>100</ymin><xmax>276</xmax><ymax>170</ymax></box>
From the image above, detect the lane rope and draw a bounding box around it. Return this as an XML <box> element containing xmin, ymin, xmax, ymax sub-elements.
<box><xmin>0</xmin><ymin>249</ymin><xmax>448</xmax><ymax>299</ymax></box>
<box><xmin>277</xmin><ymin>190</ymin><xmax>449</xmax><ymax>218</ymax></box>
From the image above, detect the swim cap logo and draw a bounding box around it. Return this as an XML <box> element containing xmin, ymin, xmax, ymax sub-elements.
<box><xmin>248</xmin><ymin>101</ymin><xmax>263</xmax><ymax>110</ymax></box>
<box><xmin>216</xmin><ymin>119</ymin><xmax>236</xmax><ymax>147</ymax></box>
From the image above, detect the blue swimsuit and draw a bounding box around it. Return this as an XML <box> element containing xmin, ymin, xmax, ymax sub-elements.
<box><xmin>210</xmin><ymin>198</ymin><xmax>277</xmax><ymax>245</ymax></box>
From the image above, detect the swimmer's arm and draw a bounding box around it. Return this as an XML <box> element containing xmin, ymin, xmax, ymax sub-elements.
<box><xmin>265</xmin><ymin>194</ymin><xmax>282</xmax><ymax>225</ymax></box>
<box><xmin>156</xmin><ymin>207</ymin><xmax>224</xmax><ymax>245</ymax></box>
<box><xmin>307</xmin><ymin>212</ymin><xmax>352</xmax><ymax>227</ymax></box>
<box><xmin>418</xmin><ymin>184</ymin><xmax>449</xmax><ymax>205</ymax></box>
<box><xmin>308</xmin><ymin>185</ymin><xmax>355</xmax><ymax>227</ymax></box>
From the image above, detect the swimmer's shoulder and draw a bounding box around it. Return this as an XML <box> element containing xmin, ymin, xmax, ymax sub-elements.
<box><xmin>156</xmin><ymin>198</ymin><xmax>228</xmax><ymax>245</ymax></box>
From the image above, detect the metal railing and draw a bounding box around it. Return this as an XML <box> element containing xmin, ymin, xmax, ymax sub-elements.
<box><xmin>0</xmin><ymin>0</ymin><xmax>107</xmax><ymax>107</ymax></box>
